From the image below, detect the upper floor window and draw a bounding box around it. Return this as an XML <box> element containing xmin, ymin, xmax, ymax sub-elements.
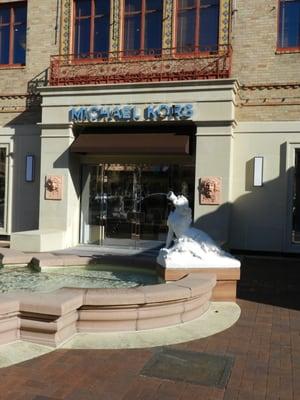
<box><xmin>74</xmin><ymin>0</ymin><xmax>110</xmax><ymax>57</ymax></box>
<box><xmin>176</xmin><ymin>0</ymin><xmax>220</xmax><ymax>53</ymax></box>
<box><xmin>124</xmin><ymin>0</ymin><xmax>163</xmax><ymax>56</ymax></box>
<box><xmin>278</xmin><ymin>0</ymin><xmax>300</xmax><ymax>49</ymax></box>
<box><xmin>0</xmin><ymin>2</ymin><xmax>27</xmax><ymax>65</ymax></box>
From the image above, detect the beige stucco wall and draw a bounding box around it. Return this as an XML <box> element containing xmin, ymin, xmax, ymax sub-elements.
<box><xmin>0</xmin><ymin>125</ymin><xmax>40</xmax><ymax>235</ymax></box>
<box><xmin>10</xmin><ymin>80</ymin><xmax>238</xmax><ymax>251</ymax></box>
<box><xmin>194</xmin><ymin>129</ymin><xmax>234</xmax><ymax>244</ymax></box>
<box><xmin>11</xmin><ymin>125</ymin><xmax>41</xmax><ymax>233</ymax></box>
<box><xmin>38</xmin><ymin>126</ymin><xmax>80</xmax><ymax>248</ymax></box>
<box><xmin>227</xmin><ymin>0</ymin><xmax>300</xmax><ymax>251</ymax></box>
<box><xmin>11</xmin><ymin>79</ymin><xmax>300</xmax><ymax>253</ymax></box>
<box><xmin>0</xmin><ymin>1</ymin><xmax>59</xmax><ymax>235</ymax></box>
<box><xmin>231</xmin><ymin>122</ymin><xmax>300</xmax><ymax>252</ymax></box>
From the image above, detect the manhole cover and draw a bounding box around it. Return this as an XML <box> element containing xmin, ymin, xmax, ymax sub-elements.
<box><xmin>141</xmin><ymin>348</ymin><xmax>234</xmax><ymax>388</ymax></box>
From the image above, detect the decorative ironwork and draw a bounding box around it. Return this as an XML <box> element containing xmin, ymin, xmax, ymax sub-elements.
<box><xmin>27</xmin><ymin>69</ymin><xmax>49</xmax><ymax>109</ymax></box>
<box><xmin>49</xmin><ymin>46</ymin><xmax>232</xmax><ymax>86</ymax></box>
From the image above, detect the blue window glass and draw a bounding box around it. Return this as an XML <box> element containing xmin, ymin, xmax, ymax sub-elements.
<box><xmin>124</xmin><ymin>0</ymin><xmax>142</xmax><ymax>54</ymax></box>
<box><xmin>14</xmin><ymin>6</ymin><xmax>27</xmax><ymax>27</ymax></box>
<box><xmin>76</xmin><ymin>0</ymin><xmax>91</xmax><ymax>17</ymax></box>
<box><xmin>199</xmin><ymin>0</ymin><xmax>219</xmax><ymax>51</ymax></box>
<box><xmin>177</xmin><ymin>0</ymin><xmax>220</xmax><ymax>53</ymax></box>
<box><xmin>125</xmin><ymin>0</ymin><xmax>141</xmax><ymax>13</ymax></box>
<box><xmin>279</xmin><ymin>0</ymin><xmax>300</xmax><ymax>48</ymax></box>
<box><xmin>0</xmin><ymin>3</ymin><xmax>27</xmax><ymax>65</ymax></box>
<box><xmin>95</xmin><ymin>0</ymin><xmax>110</xmax><ymax>15</ymax></box>
<box><xmin>0</xmin><ymin>25</ymin><xmax>9</xmax><ymax>64</ymax></box>
<box><xmin>94</xmin><ymin>0</ymin><xmax>110</xmax><ymax>54</ymax></box>
<box><xmin>74</xmin><ymin>0</ymin><xmax>110</xmax><ymax>57</ymax></box>
<box><xmin>124</xmin><ymin>0</ymin><xmax>163</xmax><ymax>55</ymax></box>
<box><xmin>75</xmin><ymin>18</ymin><xmax>91</xmax><ymax>56</ymax></box>
<box><xmin>146</xmin><ymin>0</ymin><xmax>162</xmax><ymax>9</ymax></box>
<box><xmin>177</xmin><ymin>3</ymin><xmax>196</xmax><ymax>52</ymax></box>
<box><xmin>145</xmin><ymin>1</ymin><xmax>163</xmax><ymax>52</ymax></box>
<box><xmin>124</xmin><ymin>14</ymin><xmax>141</xmax><ymax>54</ymax></box>
<box><xmin>14</xmin><ymin>5</ymin><xmax>27</xmax><ymax>64</ymax></box>
<box><xmin>178</xmin><ymin>0</ymin><xmax>196</xmax><ymax>6</ymax></box>
<box><xmin>0</xmin><ymin>6</ymin><xmax>10</xmax><ymax>24</ymax></box>
<box><xmin>13</xmin><ymin>25</ymin><xmax>26</xmax><ymax>64</ymax></box>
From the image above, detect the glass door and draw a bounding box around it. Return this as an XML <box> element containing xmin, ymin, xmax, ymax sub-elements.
<box><xmin>80</xmin><ymin>163</ymin><xmax>195</xmax><ymax>248</ymax></box>
<box><xmin>139</xmin><ymin>165</ymin><xmax>170</xmax><ymax>245</ymax></box>
<box><xmin>80</xmin><ymin>164</ymin><xmax>140</xmax><ymax>247</ymax></box>
<box><xmin>102</xmin><ymin>164</ymin><xmax>140</xmax><ymax>247</ymax></box>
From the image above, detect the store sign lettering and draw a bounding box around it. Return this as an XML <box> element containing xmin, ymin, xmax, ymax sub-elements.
<box><xmin>70</xmin><ymin>104</ymin><xmax>193</xmax><ymax>122</ymax></box>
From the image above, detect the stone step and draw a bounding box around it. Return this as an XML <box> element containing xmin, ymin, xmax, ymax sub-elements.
<box><xmin>0</xmin><ymin>273</ymin><xmax>217</xmax><ymax>347</ymax></box>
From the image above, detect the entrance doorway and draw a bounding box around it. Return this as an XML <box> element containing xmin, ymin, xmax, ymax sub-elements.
<box><xmin>80</xmin><ymin>163</ymin><xmax>194</xmax><ymax>248</ymax></box>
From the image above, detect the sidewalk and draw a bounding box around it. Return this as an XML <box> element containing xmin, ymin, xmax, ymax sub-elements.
<box><xmin>0</xmin><ymin>255</ymin><xmax>299</xmax><ymax>400</ymax></box>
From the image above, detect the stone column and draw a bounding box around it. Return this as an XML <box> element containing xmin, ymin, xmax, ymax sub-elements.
<box><xmin>194</xmin><ymin>124</ymin><xmax>234</xmax><ymax>245</ymax></box>
<box><xmin>38</xmin><ymin>123</ymin><xmax>80</xmax><ymax>249</ymax></box>
<box><xmin>11</xmin><ymin>123</ymin><xmax>80</xmax><ymax>252</ymax></box>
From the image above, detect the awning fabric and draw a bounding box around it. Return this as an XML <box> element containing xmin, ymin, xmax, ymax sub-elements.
<box><xmin>70</xmin><ymin>133</ymin><xmax>190</xmax><ymax>155</ymax></box>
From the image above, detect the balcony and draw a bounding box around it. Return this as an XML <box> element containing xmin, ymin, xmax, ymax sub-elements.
<box><xmin>49</xmin><ymin>45</ymin><xmax>231</xmax><ymax>87</ymax></box>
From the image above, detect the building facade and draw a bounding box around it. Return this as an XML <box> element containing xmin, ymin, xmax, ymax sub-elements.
<box><xmin>0</xmin><ymin>0</ymin><xmax>299</xmax><ymax>253</ymax></box>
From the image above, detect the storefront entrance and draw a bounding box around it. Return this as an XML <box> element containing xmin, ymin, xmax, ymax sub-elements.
<box><xmin>80</xmin><ymin>163</ymin><xmax>194</xmax><ymax>248</ymax></box>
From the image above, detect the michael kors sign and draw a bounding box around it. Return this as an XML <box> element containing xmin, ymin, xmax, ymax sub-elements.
<box><xmin>69</xmin><ymin>104</ymin><xmax>193</xmax><ymax>123</ymax></box>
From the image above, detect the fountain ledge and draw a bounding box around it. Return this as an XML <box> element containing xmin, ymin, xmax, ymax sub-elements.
<box><xmin>0</xmin><ymin>249</ymin><xmax>240</xmax><ymax>302</ymax></box>
<box><xmin>156</xmin><ymin>264</ymin><xmax>240</xmax><ymax>301</ymax></box>
<box><xmin>0</xmin><ymin>273</ymin><xmax>216</xmax><ymax>348</ymax></box>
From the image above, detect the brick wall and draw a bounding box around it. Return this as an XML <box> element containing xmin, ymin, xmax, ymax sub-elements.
<box><xmin>232</xmin><ymin>0</ymin><xmax>300</xmax><ymax>121</ymax></box>
<box><xmin>0</xmin><ymin>0</ymin><xmax>59</xmax><ymax>126</ymax></box>
<box><xmin>0</xmin><ymin>0</ymin><xmax>298</xmax><ymax>125</ymax></box>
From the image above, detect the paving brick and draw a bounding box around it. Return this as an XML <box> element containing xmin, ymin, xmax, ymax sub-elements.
<box><xmin>0</xmin><ymin>256</ymin><xmax>299</xmax><ymax>400</ymax></box>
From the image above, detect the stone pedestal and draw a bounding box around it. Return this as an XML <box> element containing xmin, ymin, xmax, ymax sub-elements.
<box><xmin>156</xmin><ymin>265</ymin><xmax>240</xmax><ymax>301</ymax></box>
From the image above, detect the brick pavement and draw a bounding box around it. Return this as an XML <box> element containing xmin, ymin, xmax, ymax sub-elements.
<box><xmin>0</xmin><ymin>256</ymin><xmax>299</xmax><ymax>400</ymax></box>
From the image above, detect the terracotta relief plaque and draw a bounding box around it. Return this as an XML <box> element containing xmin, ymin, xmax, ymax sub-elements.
<box><xmin>45</xmin><ymin>175</ymin><xmax>63</xmax><ymax>200</ymax></box>
<box><xmin>199</xmin><ymin>177</ymin><xmax>222</xmax><ymax>205</ymax></box>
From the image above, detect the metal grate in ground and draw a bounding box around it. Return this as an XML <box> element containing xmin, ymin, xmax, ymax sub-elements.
<box><xmin>141</xmin><ymin>348</ymin><xmax>235</xmax><ymax>388</ymax></box>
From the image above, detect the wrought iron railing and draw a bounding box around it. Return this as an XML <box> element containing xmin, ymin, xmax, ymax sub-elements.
<box><xmin>49</xmin><ymin>45</ymin><xmax>231</xmax><ymax>86</ymax></box>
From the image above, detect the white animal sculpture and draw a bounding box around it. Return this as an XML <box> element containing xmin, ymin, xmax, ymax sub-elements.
<box><xmin>156</xmin><ymin>191</ymin><xmax>240</xmax><ymax>269</ymax></box>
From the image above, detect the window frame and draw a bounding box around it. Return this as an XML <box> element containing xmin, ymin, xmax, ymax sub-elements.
<box><xmin>277</xmin><ymin>0</ymin><xmax>300</xmax><ymax>53</ymax></box>
<box><xmin>175</xmin><ymin>0</ymin><xmax>220</xmax><ymax>54</ymax></box>
<box><xmin>0</xmin><ymin>1</ymin><xmax>27</xmax><ymax>67</ymax></box>
<box><xmin>122</xmin><ymin>0</ymin><xmax>163</xmax><ymax>57</ymax></box>
<box><xmin>72</xmin><ymin>0</ymin><xmax>111</xmax><ymax>58</ymax></box>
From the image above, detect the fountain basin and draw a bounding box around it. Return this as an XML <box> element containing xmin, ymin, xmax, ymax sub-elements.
<box><xmin>0</xmin><ymin>272</ymin><xmax>216</xmax><ymax>347</ymax></box>
<box><xmin>0</xmin><ymin>265</ymin><xmax>159</xmax><ymax>293</ymax></box>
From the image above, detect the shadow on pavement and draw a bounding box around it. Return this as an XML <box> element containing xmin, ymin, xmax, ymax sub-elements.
<box><xmin>236</xmin><ymin>254</ymin><xmax>300</xmax><ymax>310</ymax></box>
